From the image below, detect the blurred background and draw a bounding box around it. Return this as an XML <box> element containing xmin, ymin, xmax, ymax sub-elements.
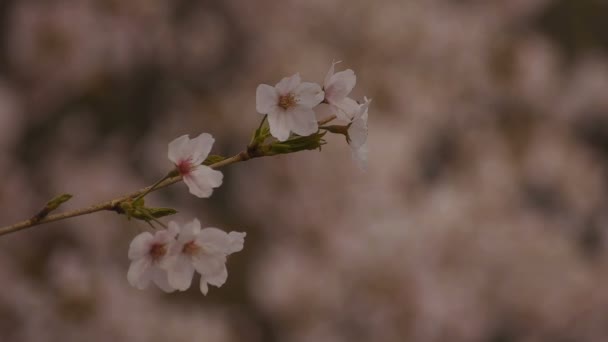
<box><xmin>2</xmin><ymin>0</ymin><xmax>608</xmax><ymax>341</ymax></box>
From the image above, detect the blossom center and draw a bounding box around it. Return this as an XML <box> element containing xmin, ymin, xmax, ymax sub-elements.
<box><xmin>278</xmin><ymin>93</ymin><xmax>297</xmax><ymax>110</ymax></box>
<box><xmin>177</xmin><ymin>159</ymin><xmax>194</xmax><ymax>175</ymax></box>
<box><xmin>182</xmin><ymin>240</ymin><xmax>200</xmax><ymax>256</ymax></box>
<box><xmin>149</xmin><ymin>243</ymin><xmax>167</xmax><ymax>262</ymax></box>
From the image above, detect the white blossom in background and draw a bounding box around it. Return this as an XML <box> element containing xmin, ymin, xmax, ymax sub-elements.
<box><xmin>256</xmin><ymin>73</ymin><xmax>324</xmax><ymax>141</ymax></box>
<box><xmin>324</xmin><ymin>61</ymin><xmax>359</xmax><ymax>120</ymax></box>
<box><xmin>168</xmin><ymin>133</ymin><xmax>223</xmax><ymax>198</ymax></box>
<box><xmin>163</xmin><ymin>219</ymin><xmax>246</xmax><ymax>295</ymax></box>
<box><xmin>127</xmin><ymin>227</ymin><xmax>178</xmax><ymax>292</ymax></box>
<box><xmin>348</xmin><ymin>97</ymin><xmax>371</xmax><ymax>170</ymax></box>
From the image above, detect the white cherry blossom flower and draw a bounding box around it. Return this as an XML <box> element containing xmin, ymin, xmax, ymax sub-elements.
<box><xmin>324</xmin><ymin>61</ymin><xmax>359</xmax><ymax>121</ymax></box>
<box><xmin>256</xmin><ymin>73</ymin><xmax>324</xmax><ymax>141</ymax></box>
<box><xmin>168</xmin><ymin>133</ymin><xmax>223</xmax><ymax>198</ymax></box>
<box><xmin>127</xmin><ymin>227</ymin><xmax>178</xmax><ymax>292</ymax></box>
<box><xmin>348</xmin><ymin>97</ymin><xmax>371</xmax><ymax>170</ymax></box>
<box><xmin>163</xmin><ymin>219</ymin><xmax>246</xmax><ymax>295</ymax></box>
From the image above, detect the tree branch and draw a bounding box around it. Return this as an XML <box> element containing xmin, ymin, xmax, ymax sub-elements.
<box><xmin>0</xmin><ymin>151</ymin><xmax>255</xmax><ymax>237</ymax></box>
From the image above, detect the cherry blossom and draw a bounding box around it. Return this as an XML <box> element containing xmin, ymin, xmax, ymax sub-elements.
<box><xmin>256</xmin><ymin>73</ymin><xmax>324</xmax><ymax>141</ymax></box>
<box><xmin>324</xmin><ymin>61</ymin><xmax>359</xmax><ymax>121</ymax></box>
<box><xmin>348</xmin><ymin>97</ymin><xmax>371</xmax><ymax>169</ymax></box>
<box><xmin>163</xmin><ymin>219</ymin><xmax>246</xmax><ymax>295</ymax></box>
<box><xmin>127</xmin><ymin>227</ymin><xmax>177</xmax><ymax>292</ymax></box>
<box><xmin>168</xmin><ymin>133</ymin><xmax>223</xmax><ymax>198</ymax></box>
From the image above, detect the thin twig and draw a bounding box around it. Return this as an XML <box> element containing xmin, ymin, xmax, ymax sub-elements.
<box><xmin>0</xmin><ymin>151</ymin><xmax>254</xmax><ymax>237</ymax></box>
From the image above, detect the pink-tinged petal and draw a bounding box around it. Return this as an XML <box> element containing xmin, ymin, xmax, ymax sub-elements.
<box><xmin>199</xmin><ymin>277</ymin><xmax>209</xmax><ymax>295</ymax></box>
<box><xmin>167</xmin><ymin>255</ymin><xmax>195</xmax><ymax>291</ymax></box>
<box><xmin>128</xmin><ymin>232</ymin><xmax>153</xmax><ymax>260</ymax></box>
<box><xmin>168</xmin><ymin>221</ymin><xmax>180</xmax><ymax>236</ymax></box>
<box><xmin>192</xmin><ymin>253</ymin><xmax>226</xmax><ymax>276</ymax></box>
<box><xmin>182</xmin><ymin>166</ymin><xmax>223</xmax><ymax>198</ymax></box>
<box><xmin>152</xmin><ymin>268</ymin><xmax>175</xmax><ymax>293</ymax></box>
<box><xmin>275</xmin><ymin>73</ymin><xmax>301</xmax><ymax>95</ymax></box>
<box><xmin>332</xmin><ymin>97</ymin><xmax>360</xmax><ymax>121</ymax></box>
<box><xmin>197</xmin><ymin>227</ymin><xmax>231</xmax><ymax>253</ymax></box>
<box><xmin>325</xmin><ymin>69</ymin><xmax>356</xmax><ymax>102</ymax></box>
<box><xmin>267</xmin><ymin>111</ymin><xmax>292</xmax><ymax>141</ymax></box>
<box><xmin>324</xmin><ymin>60</ymin><xmax>341</xmax><ymax>88</ymax></box>
<box><xmin>295</xmin><ymin>82</ymin><xmax>324</xmax><ymax>108</ymax></box>
<box><xmin>177</xmin><ymin>218</ymin><xmax>202</xmax><ymax>243</ymax></box>
<box><xmin>256</xmin><ymin>84</ymin><xmax>279</xmax><ymax>114</ymax></box>
<box><xmin>127</xmin><ymin>258</ymin><xmax>152</xmax><ymax>289</ymax></box>
<box><xmin>288</xmin><ymin>105</ymin><xmax>318</xmax><ymax>137</ymax></box>
<box><xmin>186</xmin><ymin>133</ymin><xmax>214</xmax><ymax>165</ymax></box>
<box><xmin>227</xmin><ymin>232</ymin><xmax>246</xmax><ymax>254</ymax></box>
<box><xmin>167</xmin><ymin>135</ymin><xmax>190</xmax><ymax>164</ymax></box>
<box><xmin>206</xmin><ymin>266</ymin><xmax>228</xmax><ymax>288</ymax></box>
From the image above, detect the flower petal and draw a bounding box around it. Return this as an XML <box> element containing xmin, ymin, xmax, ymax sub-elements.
<box><xmin>177</xmin><ymin>218</ymin><xmax>202</xmax><ymax>243</ymax></box>
<box><xmin>275</xmin><ymin>73</ymin><xmax>301</xmax><ymax>95</ymax></box>
<box><xmin>152</xmin><ymin>268</ymin><xmax>175</xmax><ymax>293</ymax></box>
<box><xmin>192</xmin><ymin>253</ymin><xmax>226</xmax><ymax>276</ymax></box>
<box><xmin>324</xmin><ymin>60</ymin><xmax>341</xmax><ymax>88</ymax></box>
<box><xmin>256</xmin><ymin>84</ymin><xmax>279</xmax><ymax>114</ymax></box>
<box><xmin>332</xmin><ymin>97</ymin><xmax>360</xmax><ymax>121</ymax></box>
<box><xmin>325</xmin><ymin>69</ymin><xmax>356</xmax><ymax>102</ymax></box>
<box><xmin>199</xmin><ymin>277</ymin><xmax>209</xmax><ymax>295</ymax></box>
<box><xmin>206</xmin><ymin>266</ymin><xmax>228</xmax><ymax>288</ymax></box>
<box><xmin>352</xmin><ymin>142</ymin><xmax>368</xmax><ymax>171</ymax></box>
<box><xmin>267</xmin><ymin>111</ymin><xmax>292</xmax><ymax>141</ymax></box>
<box><xmin>128</xmin><ymin>232</ymin><xmax>153</xmax><ymax>260</ymax></box>
<box><xmin>295</xmin><ymin>82</ymin><xmax>324</xmax><ymax>108</ymax></box>
<box><xmin>127</xmin><ymin>258</ymin><xmax>152</xmax><ymax>290</ymax></box>
<box><xmin>227</xmin><ymin>232</ymin><xmax>246</xmax><ymax>254</ymax></box>
<box><xmin>167</xmin><ymin>135</ymin><xmax>190</xmax><ymax>165</ymax></box>
<box><xmin>186</xmin><ymin>133</ymin><xmax>215</xmax><ymax>165</ymax></box>
<box><xmin>288</xmin><ymin>105</ymin><xmax>318</xmax><ymax>137</ymax></box>
<box><xmin>183</xmin><ymin>166</ymin><xmax>223</xmax><ymax>198</ymax></box>
<box><xmin>167</xmin><ymin>255</ymin><xmax>195</xmax><ymax>291</ymax></box>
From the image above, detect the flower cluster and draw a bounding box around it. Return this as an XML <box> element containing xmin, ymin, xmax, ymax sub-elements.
<box><xmin>125</xmin><ymin>61</ymin><xmax>369</xmax><ymax>296</ymax></box>
<box><xmin>128</xmin><ymin>218</ymin><xmax>245</xmax><ymax>294</ymax></box>
<box><xmin>256</xmin><ymin>61</ymin><xmax>371</xmax><ymax>168</ymax></box>
<box><xmin>127</xmin><ymin>132</ymin><xmax>244</xmax><ymax>295</ymax></box>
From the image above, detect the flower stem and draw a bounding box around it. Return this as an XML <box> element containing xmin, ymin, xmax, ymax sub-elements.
<box><xmin>132</xmin><ymin>173</ymin><xmax>172</xmax><ymax>203</ymax></box>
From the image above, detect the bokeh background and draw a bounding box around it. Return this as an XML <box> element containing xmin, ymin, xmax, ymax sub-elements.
<box><xmin>2</xmin><ymin>0</ymin><xmax>608</xmax><ymax>341</ymax></box>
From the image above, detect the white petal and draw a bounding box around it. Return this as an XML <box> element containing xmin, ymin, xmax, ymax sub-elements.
<box><xmin>352</xmin><ymin>142</ymin><xmax>368</xmax><ymax>171</ymax></box>
<box><xmin>227</xmin><ymin>232</ymin><xmax>246</xmax><ymax>254</ymax></box>
<box><xmin>186</xmin><ymin>133</ymin><xmax>215</xmax><ymax>165</ymax></box>
<box><xmin>167</xmin><ymin>135</ymin><xmax>190</xmax><ymax>164</ymax></box>
<box><xmin>324</xmin><ymin>60</ymin><xmax>341</xmax><ymax>88</ymax></box>
<box><xmin>167</xmin><ymin>255</ymin><xmax>195</xmax><ymax>291</ymax></box>
<box><xmin>197</xmin><ymin>227</ymin><xmax>231</xmax><ymax>253</ymax></box>
<box><xmin>192</xmin><ymin>253</ymin><xmax>226</xmax><ymax>276</ymax></box>
<box><xmin>275</xmin><ymin>73</ymin><xmax>301</xmax><ymax>95</ymax></box>
<box><xmin>128</xmin><ymin>232</ymin><xmax>153</xmax><ymax>260</ymax></box>
<box><xmin>267</xmin><ymin>111</ymin><xmax>292</xmax><ymax>141</ymax></box>
<box><xmin>168</xmin><ymin>221</ymin><xmax>180</xmax><ymax>236</ymax></box>
<box><xmin>295</xmin><ymin>82</ymin><xmax>324</xmax><ymax>108</ymax></box>
<box><xmin>152</xmin><ymin>268</ymin><xmax>175</xmax><ymax>293</ymax></box>
<box><xmin>199</xmin><ymin>277</ymin><xmax>209</xmax><ymax>295</ymax></box>
<box><xmin>288</xmin><ymin>105</ymin><xmax>318</xmax><ymax>137</ymax></box>
<box><xmin>182</xmin><ymin>166</ymin><xmax>223</xmax><ymax>198</ymax></box>
<box><xmin>325</xmin><ymin>69</ymin><xmax>356</xmax><ymax>102</ymax></box>
<box><xmin>256</xmin><ymin>84</ymin><xmax>279</xmax><ymax>114</ymax></box>
<box><xmin>177</xmin><ymin>218</ymin><xmax>202</xmax><ymax>243</ymax></box>
<box><xmin>206</xmin><ymin>266</ymin><xmax>228</xmax><ymax>288</ymax></box>
<box><xmin>332</xmin><ymin>97</ymin><xmax>360</xmax><ymax>121</ymax></box>
<box><xmin>127</xmin><ymin>258</ymin><xmax>152</xmax><ymax>289</ymax></box>
<box><xmin>348</xmin><ymin>119</ymin><xmax>367</xmax><ymax>149</ymax></box>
